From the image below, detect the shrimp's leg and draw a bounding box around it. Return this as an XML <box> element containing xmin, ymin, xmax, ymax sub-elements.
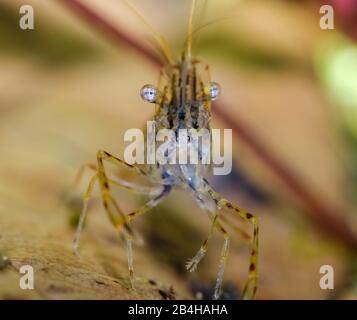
<box><xmin>96</xmin><ymin>150</ymin><xmax>169</xmax><ymax>285</ymax></box>
<box><xmin>183</xmin><ymin>182</ymin><xmax>231</xmax><ymax>300</ymax></box>
<box><xmin>185</xmin><ymin>212</ymin><xmax>218</xmax><ymax>273</ymax></box>
<box><xmin>219</xmin><ymin>214</ymin><xmax>251</xmax><ymax>243</ymax></box>
<box><xmin>70</xmin><ymin>161</ymin><xmax>162</xmax><ymax>255</ymax></box>
<box><xmin>71</xmin><ymin>162</ymin><xmax>97</xmax><ymax>190</ymax></box>
<box><xmin>119</xmin><ymin>185</ymin><xmax>171</xmax><ymax>227</ymax></box>
<box><xmin>72</xmin><ymin>173</ymin><xmax>98</xmax><ymax>255</ymax></box>
<box><xmin>184</xmin><ymin>204</ymin><xmax>230</xmax><ymax>300</ymax></box>
<box><xmin>213</xmin><ymin>222</ymin><xmax>230</xmax><ymax>300</ymax></box>
<box><xmin>186</xmin><ymin>208</ymin><xmax>251</xmax><ymax>275</ymax></box>
<box><xmin>206</xmin><ymin>184</ymin><xmax>259</xmax><ymax>300</ymax></box>
<box><xmin>112</xmin><ymin>184</ymin><xmax>170</xmax><ymax>287</ymax></box>
<box><xmin>70</xmin><ymin>162</ymin><xmax>161</xmax><ymax>195</ymax></box>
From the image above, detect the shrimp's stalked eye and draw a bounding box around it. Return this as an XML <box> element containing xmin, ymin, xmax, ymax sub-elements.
<box><xmin>204</xmin><ymin>82</ymin><xmax>221</xmax><ymax>101</ymax></box>
<box><xmin>140</xmin><ymin>85</ymin><xmax>159</xmax><ymax>103</ymax></box>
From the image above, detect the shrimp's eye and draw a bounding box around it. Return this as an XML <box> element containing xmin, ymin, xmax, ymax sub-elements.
<box><xmin>140</xmin><ymin>85</ymin><xmax>158</xmax><ymax>103</ymax></box>
<box><xmin>207</xmin><ymin>82</ymin><xmax>221</xmax><ymax>101</ymax></box>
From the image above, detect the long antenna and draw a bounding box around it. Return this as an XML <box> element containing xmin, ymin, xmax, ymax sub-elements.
<box><xmin>122</xmin><ymin>0</ymin><xmax>175</xmax><ymax>64</ymax></box>
<box><xmin>192</xmin><ymin>0</ymin><xmax>208</xmax><ymax>51</ymax></box>
<box><xmin>186</xmin><ymin>0</ymin><xmax>197</xmax><ymax>59</ymax></box>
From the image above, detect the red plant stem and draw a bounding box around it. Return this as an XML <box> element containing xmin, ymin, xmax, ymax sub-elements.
<box><xmin>58</xmin><ymin>0</ymin><xmax>357</xmax><ymax>252</ymax></box>
<box><xmin>214</xmin><ymin>107</ymin><xmax>357</xmax><ymax>251</ymax></box>
<box><xmin>58</xmin><ymin>0</ymin><xmax>163</xmax><ymax>67</ymax></box>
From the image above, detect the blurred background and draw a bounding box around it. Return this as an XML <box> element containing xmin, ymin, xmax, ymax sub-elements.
<box><xmin>0</xmin><ymin>0</ymin><xmax>357</xmax><ymax>299</ymax></box>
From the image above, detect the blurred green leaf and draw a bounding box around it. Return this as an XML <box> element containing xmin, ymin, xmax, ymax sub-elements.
<box><xmin>0</xmin><ymin>3</ymin><xmax>99</xmax><ymax>66</ymax></box>
<box><xmin>198</xmin><ymin>30</ymin><xmax>307</xmax><ymax>71</ymax></box>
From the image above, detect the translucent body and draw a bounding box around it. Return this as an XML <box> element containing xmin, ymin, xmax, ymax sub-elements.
<box><xmin>145</xmin><ymin>60</ymin><xmax>213</xmax><ymax>195</ymax></box>
<box><xmin>70</xmin><ymin>1</ymin><xmax>260</xmax><ymax>300</ymax></box>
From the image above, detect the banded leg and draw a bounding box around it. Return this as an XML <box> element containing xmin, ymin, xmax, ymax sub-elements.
<box><xmin>219</xmin><ymin>214</ymin><xmax>251</xmax><ymax>243</ymax></box>
<box><xmin>185</xmin><ymin>191</ymin><xmax>249</xmax><ymax>273</ymax></box>
<box><xmin>70</xmin><ymin>161</ymin><xmax>161</xmax><ymax>254</ymax></box>
<box><xmin>213</xmin><ymin>223</ymin><xmax>230</xmax><ymax>300</ymax></box>
<box><xmin>119</xmin><ymin>186</ymin><xmax>170</xmax><ymax>284</ymax></box>
<box><xmin>96</xmin><ymin>150</ymin><xmax>169</xmax><ymax>283</ymax></box>
<box><xmin>185</xmin><ymin>213</ymin><xmax>218</xmax><ymax>273</ymax></box>
<box><xmin>207</xmin><ymin>187</ymin><xmax>259</xmax><ymax>300</ymax></box>
<box><xmin>95</xmin><ymin>150</ymin><xmax>156</xmax><ymax>232</ymax></box>
<box><xmin>96</xmin><ymin>150</ymin><xmax>141</xmax><ymax>283</ymax></box>
<box><xmin>73</xmin><ymin>173</ymin><xmax>98</xmax><ymax>255</ymax></box>
<box><xmin>72</xmin><ymin>162</ymin><xmax>97</xmax><ymax>189</ymax></box>
<box><xmin>71</xmin><ymin>160</ymin><xmax>160</xmax><ymax>195</ymax></box>
<box><xmin>185</xmin><ymin>208</ymin><xmax>230</xmax><ymax>300</ymax></box>
<box><xmin>120</xmin><ymin>185</ymin><xmax>171</xmax><ymax>226</ymax></box>
<box><xmin>72</xmin><ymin>175</ymin><xmax>151</xmax><ymax>255</ymax></box>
